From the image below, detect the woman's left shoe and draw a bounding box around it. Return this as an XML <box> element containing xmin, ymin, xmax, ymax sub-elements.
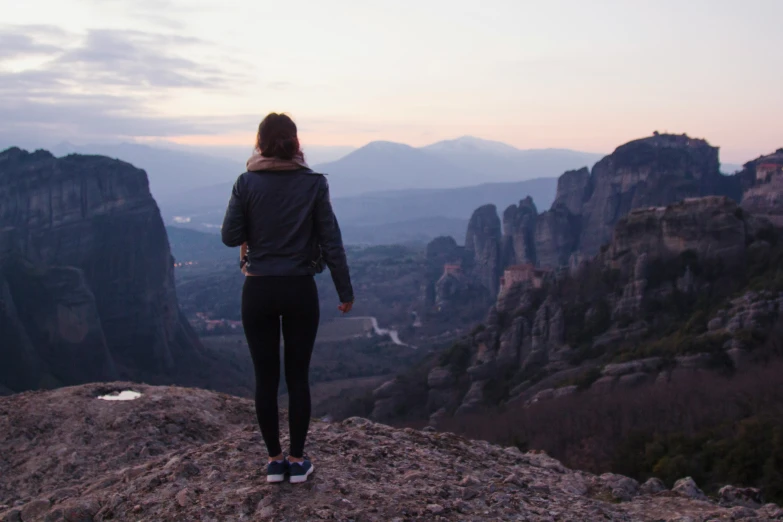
<box><xmin>289</xmin><ymin>459</ymin><xmax>314</xmax><ymax>484</ymax></box>
<box><xmin>267</xmin><ymin>459</ymin><xmax>289</xmax><ymax>483</ymax></box>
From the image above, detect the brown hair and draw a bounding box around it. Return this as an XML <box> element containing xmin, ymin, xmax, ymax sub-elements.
<box><xmin>255</xmin><ymin>112</ymin><xmax>301</xmax><ymax>161</ymax></box>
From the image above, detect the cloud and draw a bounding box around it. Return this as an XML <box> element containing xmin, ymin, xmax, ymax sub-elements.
<box><xmin>58</xmin><ymin>30</ymin><xmax>225</xmax><ymax>88</ymax></box>
<box><xmin>0</xmin><ymin>25</ymin><xmax>251</xmax><ymax>144</ymax></box>
<box><xmin>0</xmin><ymin>95</ymin><xmax>258</xmax><ymax>144</ymax></box>
<box><xmin>0</xmin><ymin>25</ymin><xmax>69</xmax><ymax>59</ymax></box>
<box><xmin>0</xmin><ymin>27</ymin><xmax>228</xmax><ymax>89</ymax></box>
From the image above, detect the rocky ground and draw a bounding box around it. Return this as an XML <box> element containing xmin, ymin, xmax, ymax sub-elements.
<box><xmin>1</xmin><ymin>384</ymin><xmax>782</xmax><ymax>521</ymax></box>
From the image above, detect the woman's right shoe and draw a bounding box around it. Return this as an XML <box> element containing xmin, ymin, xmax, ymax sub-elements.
<box><xmin>288</xmin><ymin>459</ymin><xmax>314</xmax><ymax>484</ymax></box>
<box><xmin>267</xmin><ymin>459</ymin><xmax>289</xmax><ymax>483</ymax></box>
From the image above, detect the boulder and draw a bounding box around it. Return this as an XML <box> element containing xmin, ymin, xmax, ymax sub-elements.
<box><xmin>590</xmin><ymin>376</ymin><xmax>616</xmax><ymax>393</ymax></box>
<box><xmin>372</xmin><ymin>379</ymin><xmax>401</xmax><ymax>400</ymax></box>
<box><xmin>672</xmin><ymin>477</ymin><xmax>707</xmax><ymax>500</ymax></box>
<box><xmin>617</xmin><ymin>372</ymin><xmax>652</xmax><ymax>388</ymax></box>
<box><xmin>602</xmin><ymin>358</ymin><xmax>663</xmax><ymax>377</ymax></box>
<box><xmin>427</xmin><ymin>367</ymin><xmax>455</xmax><ymax>389</ymax></box>
<box><xmin>707</xmin><ymin>317</ymin><xmax>724</xmax><ymax>331</ymax></box>
<box><xmin>455</xmin><ymin>381</ymin><xmax>486</xmax><ymax>416</ymax></box>
<box><xmin>674</xmin><ymin>353</ymin><xmax>713</xmax><ymax>369</ymax></box>
<box><xmin>529</xmin><ymin>389</ymin><xmax>554</xmax><ymax>403</ymax></box>
<box><xmin>553</xmin><ymin>385</ymin><xmax>578</xmax><ymax>398</ymax></box>
<box><xmin>599</xmin><ymin>473</ymin><xmax>640</xmax><ymax>501</ymax></box>
<box><xmin>466</xmin><ymin>361</ymin><xmax>497</xmax><ymax>381</ymax></box>
<box><xmin>718</xmin><ymin>485</ymin><xmax>763</xmax><ymax>508</ymax></box>
<box><xmin>640</xmin><ymin>478</ymin><xmax>667</xmax><ymax>495</ymax></box>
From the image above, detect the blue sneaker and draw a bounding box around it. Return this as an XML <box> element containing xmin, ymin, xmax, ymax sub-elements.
<box><xmin>266</xmin><ymin>459</ymin><xmax>289</xmax><ymax>483</ymax></box>
<box><xmin>288</xmin><ymin>459</ymin><xmax>314</xmax><ymax>484</ymax></box>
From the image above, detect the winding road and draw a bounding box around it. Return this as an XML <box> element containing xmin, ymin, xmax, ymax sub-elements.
<box><xmin>368</xmin><ymin>317</ymin><xmax>416</xmax><ymax>349</ymax></box>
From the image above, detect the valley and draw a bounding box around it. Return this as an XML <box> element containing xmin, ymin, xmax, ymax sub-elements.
<box><xmin>2</xmin><ymin>134</ymin><xmax>782</xmax><ymax>510</ymax></box>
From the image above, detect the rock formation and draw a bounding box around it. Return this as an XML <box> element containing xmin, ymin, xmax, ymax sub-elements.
<box><xmin>422</xmin><ymin>236</ymin><xmax>466</xmax><ymax>310</ymax></box>
<box><xmin>431</xmin><ymin>134</ymin><xmax>753</xmax><ymax>300</ymax></box>
<box><xmin>501</xmin><ymin>196</ymin><xmax>538</xmax><ymax>267</ymax></box>
<box><xmin>0</xmin><ymin>147</ymin><xmax>204</xmax><ymax>393</ymax></box>
<box><xmin>464</xmin><ymin>204</ymin><xmax>502</xmax><ymax>297</ymax></box>
<box><xmin>2</xmin><ymin>383</ymin><xmax>781</xmax><ymax>521</ymax></box>
<box><xmin>379</xmin><ymin>194</ymin><xmax>782</xmax><ymax>423</ymax></box>
<box><xmin>418</xmin><ymin>236</ymin><xmax>491</xmax><ymax>327</ymax></box>
<box><xmin>606</xmin><ymin>196</ymin><xmax>767</xmax><ymax>274</ymax></box>
<box><xmin>575</xmin><ymin>133</ymin><xmax>740</xmax><ymax>257</ymax></box>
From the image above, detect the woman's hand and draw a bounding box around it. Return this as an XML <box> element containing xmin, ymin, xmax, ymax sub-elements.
<box><xmin>338</xmin><ymin>302</ymin><xmax>353</xmax><ymax>314</ymax></box>
<box><xmin>240</xmin><ymin>242</ymin><xmax>249</xmax><ymax>275</ymax></box>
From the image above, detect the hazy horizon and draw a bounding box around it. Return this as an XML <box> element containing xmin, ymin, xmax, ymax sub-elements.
<box><xmin>2</xmin><ymin>0</ymin><xmax>782</xmax><ymax>164</ymax></box>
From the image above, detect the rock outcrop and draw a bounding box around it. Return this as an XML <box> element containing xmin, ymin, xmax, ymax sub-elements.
<box><xmin>420</xmin><ymin>235</ymin><xmax>491</xmax><ymax>326</ymax></box>
<box><xmin>396</xmin><ymin>195</ymin><xmax>782</xmax><ymax>421</ymax></box>
<box><xmin>501</xmin><ymin>196</ymin><xmax>538</xmax><ymax>267</ymax></box>
<box><xmin>2</xmin><ymin>383</ymin><xmax>781</xmax><ymax>521</ymax></box>
<box><xmin>464</xmin><ymin>204</ymin><xmax>502</xmax><ymax>297</ymax></box>
<box><xmin>606</xmin><ymin>196</ymin><xmax>770</xmax><ymax>274</ymax></box>
<box><xmin>0</xmin><ymin>147</ymin><xmax>204</xmax><ymax>393</ymax></box>
<box><xmin>575</xmin><ymin>133</ymin><xmax>740</xmax><ymax>257</ymax></box>
<box><xmin>431</xmin><ymin>134</ymin><xmax>749</xmax><ymax>301</ymax></box>
<box><xmin>418</xmin><ymin>136</ymin><xmax>781</xmax><ymax>315</ymax></box>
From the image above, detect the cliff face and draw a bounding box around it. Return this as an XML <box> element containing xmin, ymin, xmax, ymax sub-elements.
<box><xmin>501</xmin><ymin>196</ymin><xmax>538</xmax><ymax>267</ymax></box>
<box><xmin>606</xmin><ymin>197</ymin><xmax>758</xmax><ymax>272</ymax></box>
<box><xmin>378</xmin><ymin>196</ymin><xmax>781</xmax><ymax>424</ymax></box>
<box><xmin>419</xmin><ymin>135</ymin><xmax>781</xmax><ymax>335</ymax></box>
<box><xmin>0</xmin><ymin>147</ymin><xmax>203</xmax><ymax>392</ymax></box>
<box><xmin>437</xmin><ymin>134</ymin><xmax>745</xmax><ymax>301</ymax></box>
<box><xmin>2</xmin><ymin>383</ymin><xmax>780</xmax><ymax>522</ymax></box>
<box><xmin>464</xmin><ymin>204</ymin><xmax>502</xmax><ymax>298</ymax></box>
<box><xmin>575</xmin><ymin>134</ymin><xmax>739</xmax><ymax>257</ymax></box>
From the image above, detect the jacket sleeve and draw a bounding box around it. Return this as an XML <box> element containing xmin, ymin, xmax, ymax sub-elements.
<box><xmin>221</xmin><ymin>175</ymin><xmax>247</xmax><ymax>247</ymax></box>
<box><xmin>314</xmin><ymin>177</ymin><xmax>354</xmax><ymax>303</ymax></box>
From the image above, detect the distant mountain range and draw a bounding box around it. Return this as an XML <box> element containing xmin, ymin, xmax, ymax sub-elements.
<box><xmin>159</xmin><ymin>177</ymin><xmax>558</xmax><ymax>245</ymax></box>
<box><xmin>47</xmin><ymin>137</ymin><xmax>600</xmax><ymax>201</ymax></box>
<box><xmin>50</xmin><ymin>142</ymin><xmax>243</xmax><ymax>197</ymax></box>
<box><xmin>314</xmin><ymin>136</ymin><xmax>604</xmax><ymax>197</ymax></box>
<box><xmin>45</xmin><ymin>137</ymin><xmax>740</xmax><ymax>245</ymax></box>
<box><xmin>41</xmin><ymin>138</ymin><xmax>742</xmax><ymax>202</ymax></box>
<box><xmin>140</xmin><ymin>142</ymin><xmax>357</xmax><ymax>167</ymax></box>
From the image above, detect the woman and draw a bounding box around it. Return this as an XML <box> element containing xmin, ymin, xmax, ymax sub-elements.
<box><xmin>221</xmin><ymin>113</ymin><xmax>354</xmax><ymax>484</ymax></box>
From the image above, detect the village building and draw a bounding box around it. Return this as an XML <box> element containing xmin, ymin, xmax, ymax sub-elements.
<box><xmin>442</xmin><ymin>263</ymin><xmax>463</xmax><ymax>277</ymax></box>
<box><xmin>756</xmin><ymin>162</ymin><xmax>783</xmax><ymax>182</ymax></box>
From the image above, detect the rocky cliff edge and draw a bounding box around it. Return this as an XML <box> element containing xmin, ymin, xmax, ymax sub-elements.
<box><xmin>1</xmin><ymin>384</ymin><xmax>781</xmax><ymax>521</ymax></box>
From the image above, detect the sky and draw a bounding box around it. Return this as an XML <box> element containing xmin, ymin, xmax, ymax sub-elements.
<box><xmin>1</xmin><ymin>0</ymin><xmax>781</xmax><ymax>163</ymax></box>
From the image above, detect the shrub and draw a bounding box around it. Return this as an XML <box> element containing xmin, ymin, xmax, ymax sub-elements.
<box><xmin>439</xmin><ymin>360</ymin><xmax>783</xmax><ymax>503</ymax></box>
<box><xmin>439</xmin><ymin>341</ymin><xmax>472</xmax><ymax>373</ymax></box>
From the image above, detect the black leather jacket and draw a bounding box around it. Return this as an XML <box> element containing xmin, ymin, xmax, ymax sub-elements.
<box><xmin>221</xmin><ymin>168</ymin><xmax>354</xmax><ymax>303</ymax></box>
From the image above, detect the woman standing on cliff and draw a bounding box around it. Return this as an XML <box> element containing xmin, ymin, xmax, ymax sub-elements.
<box><xmin>221</xmin><ymin>113</ymin><xmax>354</xmax><ymax>484</ymax></box>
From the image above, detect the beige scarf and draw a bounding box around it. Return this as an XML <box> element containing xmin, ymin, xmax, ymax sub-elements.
<box><xmin>246</xmin><ymin>148</ymin><xmax>309</xmax><ymax>171</ymax></box>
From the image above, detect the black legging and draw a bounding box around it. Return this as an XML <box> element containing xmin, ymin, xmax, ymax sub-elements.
<box><xmin>241</xmin><ymin>276</ymin><xmax>319</xmax><ymax>458</ymax></box>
